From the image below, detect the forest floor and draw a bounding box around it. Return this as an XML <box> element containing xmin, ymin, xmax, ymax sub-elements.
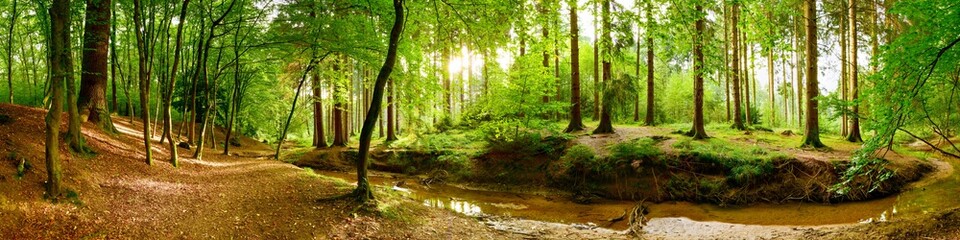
<box><xmin>1</xmin><ymin>103</ymin><xmax>959</xmax><ymax>239</ymax></box>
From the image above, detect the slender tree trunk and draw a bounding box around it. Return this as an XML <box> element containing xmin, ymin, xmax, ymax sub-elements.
<box><xmin>275</xmin><ymin>60</ymin><xmax>317</xmax><ymax>159</ymax></box>
<box><xmin>314</xmin><ymin>68</ymin><xmax>328</xmax><ymax>147</ymax></box>
<box><xmin>592</xmin><ymin>1</ymin><xmax>599</xmax><ymax>121</ymax></box>
<box><xmin>386</xmin><ymin>77</ymin><xmax>397</xmax><ymax>141</ymax></box>
<box><xmin>46</xmin><ymin>0</ymin><xmax>70</xmax><ymax>199</ymax></box>
<box><xmin>801</xmin><ymin>0</ymin><xmax>825</xmax><ymax>148</ymax></box>
<box><xmin>796</xmin><ymin>19</ymin><xmax>804</xmax><ymax>129</ymax></box>
<box><xmin>689</xmin><ymin>4</ymin><xmax>708</xmax><ymax>139</ymax></box>
<box><xmin>225</xmin><ymin>3</ymin><xmax>242</xmax><ymax>155</ymax></box>
<box><xmin>731</xmin><ymin>3</ymin><xmax>745</xmax><ymax>130</ymax></box>
<box><xmin>768</xmin><ymin>39</ymin><xmax>775</xmax><ymax>126</ymax></box>
<box><xmin>840</xmin><ymin>9</ymin><xmax>848</xmax><ymax>136</ymax></box>
<box><xmin>723</xmin><ymin>4</ymin><xmax>730</xmax><ymax>122</ymax></box>
<box><xmin>6</xmin><ymin>0</ymin><xmax>16</xmax><ymax>104</ymax></box>
<box><xmin>354</xmin><ymin>0</ymin><xmax>404</xmax><ymax>203</ymax></box>
<box><xmin>847</xmin><ymin>0</ymin><xmax>863</xmax><ymax>142</ymax></box>
<box><xmin>592</xmin><ymin>0</ymin><xmax>613</xmax><ymax>134</ymax></box>
<box><xmin>133</xmin><ymin>0</ymin><xmax>153</xmax><ymax>165</ymax></box>
<box><xmin>110</xmin><ymin>3</ymin><xmax>117</xmax><ymax>113</ymax></box>
<box><xmin>744</xmin><ymin>37</ymin><xmax>752</xmax><ymax>125</ymax></box>
<box><xmin>163</xmin><ymin>0</ymin><xmax>189</xmax><ymax>166</ymax></box>
<box><xmin>332</xmin><ymin>57</ymin><xmax>346</xmax><ymax>147</ymax></box>
<box><xmin>564</xmin><ymin>0</ymin><xmax>585</xmax><ymax>133</ymax></box>
<box><xmin>644</xmin><ymin>0</ymin><xmax>655</xmax><ymax>126</ymax></box>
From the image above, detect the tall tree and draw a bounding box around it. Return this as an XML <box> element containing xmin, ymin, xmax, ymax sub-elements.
<box><xmin>314</xmin><ymin>69</ymin><xmax>329</xmax><ymax>146</ymax></box>
<box><xmin>592</xmin><ymin>1</ymin><xmax>600</xmax><ymax>121</ymax></box>
<box><xmin>385</xmin><ymin>77</ymin><xmax>397</xmax><ymax>141</ymax></box>
<box><xmin>644</xmin><ymin>0</ymin><xmax>655</xmax><ymax>126</ymax></box>
<box><xmin>163</xmin><ymin>0</ymin><xmax>190</xmax><ymax>166</ymax></box>
<box><xmin>800</xmin><ymin>0</ymin><xmax>825</xmax><ymax>148</ymax></box>
<box><xmin>353</xmin><ymin>0</ymin><xmax>404</xmax><ymax>203</ymax></box>
<box><xmin>846</xmin><ymin>0</ymin><xmax>863</xmax><ymax>142</ymax></box>
<box><xmin>276</xmin><ymin>60</ymin><xmax>317</xmax><ymax>160</ymax></box>
<box><xmin>592</xmin><ymin>0</ymin><xmax>614</xmax><ymax>134</ymax></box>
<box><xmin>132</xmin><ymin>0</ymin><xmax>153</xmax><ymax>164</ymax></box>
<box><xmin>45</xmin><ymin>0</ymin><xmax>71</xmax><ymax>199</ymax></box>
<box><xmin>194</xmin><ymin>0</ymin><xmax>237</xmax><ymax>160</ymax></box>
<box><xmin>78</xmin><ymin>0</ymin><xmax>116</xmax><ymax>133</ymax></box>
<box><xmin>5</xmin><ymin>0</ymin><xmax>16</xmax><ymax>103</ymax></box>
<box><xmin>730</xmin><ymin>2</ymin><xmax>746</xmax><ymax>130</ymax></box>
<box><xmin>688</xmin><ymin>3</ymin><xmax>708</xmax><ymax>139</ymax></box>
<box><xmin>563</xmin><ymin>0</ymin><xmax>585</xmax><ymax>133</ymax></box>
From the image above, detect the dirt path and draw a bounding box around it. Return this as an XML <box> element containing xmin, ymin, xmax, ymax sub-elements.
<box><xmin>0</xmin><ymin>105</ymin><xmax>511</xmax><ymax>239</ymax></box>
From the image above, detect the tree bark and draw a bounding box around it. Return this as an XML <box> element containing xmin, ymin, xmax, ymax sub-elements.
<box><xmin>6</xmin><ymin>0</ymin><xmax>16</xmax><ymax>104</ymax></box>
<box><xmin>801</xmin><ymin>0</ymin><xmax>825</xmax><ymax>148</ymax></box>
<box><xmin>644</xmin><ymin>0</ymin><xmax>655</xmax><ymax>126</ymax></box>
<box><xmin>592</xmin><ymin>0</ymin><xmax>613</xmax><ymax>134</ymax></box>
<box><xmin>332</xmin><ymin>56</ymin><xmax>347</xmax><ymax>147</ymax></box>
<box><xmin>46</xmin><ymin>0</ymin><xmax>70</xmax><ymax>199</ymax></box>
<box><xmin>79</xmin><ymin>0</ymin><xmax>116</xmax><ymax>133</ymax></box>
<box><xmin>132</xmin><ymin>0</ymin><xmax>153</xmax><ymax>165</ymax></box>
<box><xmin>689</xmin><ymin>4</ymin><xmax>708</xmax><ymax>139</ymax></box>
<box><xmin>163</xmin><ymin>0</ymin><xmax>189</xmax><ymax>166</ymax></box>
<box><xmin>386</xmin><ymin>77</ymin><xmax>397</xmax><ymax>141</ymax></box>
<box><xmin>564</xmin><ymin>0</ymin><xmax>585</xmax><ymax>133</ymax></box>
<box><xmin>847</xmin><ymin>0</ymin><xmax>863</xmax><ymax>142</ymax></box>
<box><xmin>314</xmin><ymin>68</ymin><xmax>329</xmax><ymax>146</ymax></box>
<box><xmin>592</xmin><ymin>1</ymin><xmax>599</xmax><ymax>121</ymax></box>
<box><xmin>354</xmin><ymin>0</ymin><xmax>404</xmax><ymax>203</ymax></box>
<box><xmin>731</xmin><ymin>3</ymin><xmax>745</xmax><ymax>130</ymax></box>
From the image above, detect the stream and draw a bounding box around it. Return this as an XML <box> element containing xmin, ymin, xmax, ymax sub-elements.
<box><xmin>316</xmin><ymin>157</ymin><xmax>959</xmax><ymax>233</ymax></box>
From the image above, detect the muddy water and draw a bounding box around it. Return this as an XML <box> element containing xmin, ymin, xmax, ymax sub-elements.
<box><xmin>318</xmin><ymin>158</ymin><xmax>959</xmax><ymax>231</ymax></box>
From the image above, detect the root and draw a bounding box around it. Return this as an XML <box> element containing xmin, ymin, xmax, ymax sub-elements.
<box><xmin>627</xmin><ymin>199</ymin><xmax>649</xmax><ymax>238</ymax></box>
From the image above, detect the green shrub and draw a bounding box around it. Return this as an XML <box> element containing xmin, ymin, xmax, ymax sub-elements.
<box><xmin>435</xmin><ymin>153</ymin><xmax>473</xmax><ymax>179</ymax></box>
<box><xmin>552</xmin><ymin>145</ymin><xmax>597</xmax><ymax>188</ymax></box>
<box><xmin>604</xmin><ymin>138</ymin><xmax>662</xmax><ymax>175</ymax></box>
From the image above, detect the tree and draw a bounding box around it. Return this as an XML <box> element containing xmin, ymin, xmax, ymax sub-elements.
<box><xmin>800</xmin><ymin>0</ymin><xmax>825</xmax><ymax>148</ymax></box>
<box><xmin>644</xmin><ymin>0</ymin><xmax>655</xmax><ymax>126</ymax></box>
<box><xmin>5</xmin><ymin>0</ymin><xmax>16</xmax><ymax>104</ymax></box>
<box><xmin>563</xmin><ymin>0</ymin><xmax>584</xmax><ymax>133</ymax></box>
<box><xmin>688</xmin><ymin>3</ymin><xmax>708</xmax><ymax>139</ymax></box>
<box><xmin>132</xmin><ymin>0</ymin><xmax>154</xmax><ymax>165</ymax></box>
<box><xmin>354</xmin><ymin>0</ymin><xmax>405</xmax><ymax>203</ymax></box>
<box><xmin>78</xmin><ymin>0</ymin><xmax>116</xmax><ymax>134</ymax></box>
<box><xmin>276</xmin><ymin>60</ymin><xmax>317</xmax><ymax>160</ymax></box>
<box><xmin>314</xmin><ymin>69</ymin><xmax>329</xmax><ymax>146</ymax></box>
<box><xmin>45</xmin><ymin>0</ymin><xmax>71</xmax><ymax>199</ymax></box>
<box><xmin>846</xmin><ymin>0</ymin><xmax>863</xmax><ymax>142</ymax></box>
<box><xmin>592</xmin><ymin>0</ymin><xmax>614</xmax><ymax>134</ymax></box>
<box><xmin>163</xmin><ymin>0</ymin><xmax>190</xmax><ymax>166</ymax></box>
<box><xmin>730</xmin><ymin>2</ymin><xmax>746</xmax><ymax>130</ymax></box>
<box><xmin>385</xmin><ymin>77</ymin><xmax>397</xmax><ymax>141</ymax></box>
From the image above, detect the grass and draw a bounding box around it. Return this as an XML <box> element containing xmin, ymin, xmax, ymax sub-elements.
<box><xmin>670</xmin><ymin>138</ymin><xmax>786</xmax><ymax>185</ymax></box>
<box><xmin>300</xmin><ymin>168</ymin><xmax>352</xmax><ymax>189</ymax></box>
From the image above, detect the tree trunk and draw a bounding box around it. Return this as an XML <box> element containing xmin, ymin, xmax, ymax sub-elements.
<box><xmin>332</xmin><ymin>57</ymin><xmax>347</xmax><ymax>147</ymax></box>
<box><xmin>164</xmin><ymin>0</ymin><xmax>189</xmax><ymax>166</ymax></box>
<box><xmin>46</xmin><ymin>0</ymin><xmax>70</xmax><ymax>199</ymax></box>
<box><xmin>314</xmin><ymin>68</ymin><xmax>328</xmax><ymax>147</ymax></box>
<box><xmin>723</xmin><ymin>4</ymin><xmax>730</xmax><ymax>122</ymax></box>
<box><xmin>132</xmin><ymin>0</ymin><xmax>153</xmax><ymax>165</ymax></box>
<box><xmin>592</xmin><ymin>1</ymin><xmax>599</xmax><ymax>121</ymax></box>
<box><xmin>731</xmin><ymin>3</ymin><xmax>745</xmax><ymax>130</ymax></box>
<box><xmin>6</xmin><ymin>0</ymin><xmax>16</xmax><ymax>104</ymax></box>
<box><xmin>744</xmin><ymin>36</ymin><xmax>752</xmax><ymax>126</ymax></box>
<box><xmin>564</xmin><ymin>0</ymin><xmax>585</xmax><ymax>133</ymax></box>
<box><xmin>79</xmin><ymin>0</ymin><xmax>116</xmax><ymax>133</ymax></box>
<box><xmin>839</xmin><ymin>8</ymin><xmax>848</xmax><ymax>136</ymax></box>
<box><xmin>354</xmin><ymin>0</ymin><xmax>404</xmax><ymax>203</ymax></box>
<box><xmin>110</xmin><ymin>4</ymin><xmax>117</xmax><ymax>113</ymax></box>
<box><xmin>801</xmin><ymin>0</ymin><xmax>825</xmax><ymax>148</ymax></box>
<box><xmin>644</xmin><ymin>0</ymin><xmax>655</xmax><ymax>126</ymax></box>
<box><xmin>592</xmin><ymin>0</ymin><xmax>613</xmax><ymax>134</ymax></box>
<box><xmin>275</xmin><ymin>60</ymin><xmax>317</xmax><ymax>159</ymax></box>
<box><xmin>386</xmin><ymin>77</ymin><xmax>397</xmax><ymax>141</ymax></box>
<box><xmin>847</xmin><ymin>0</ymin><xmax>863</xmax><ymax>142</ymax></box>
<box><xmin>689</xmin><ymin>4</ymin><xmax>708</xmax><ymax>139</ymax></box>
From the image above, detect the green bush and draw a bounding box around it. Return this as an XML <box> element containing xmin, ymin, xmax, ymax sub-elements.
<box><xmin>604</xmin><ymin>138</ymin><xmax>662</xmax><ymax>175</ymax></box>
<box><xmin>552</xmin><ymin>145</ymin><xmax>598</xmax><ymax>188</ymax></box>
<box><xmin>435</xmin><ymin>153</ymin><xmax>473</xmax><ymax>179</ymax></box>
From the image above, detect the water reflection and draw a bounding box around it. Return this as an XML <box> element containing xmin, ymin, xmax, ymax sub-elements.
<box><xmin>422</xmin><ymin>198</ymin><xmax>483</xmax><ymax>216</ymax></box>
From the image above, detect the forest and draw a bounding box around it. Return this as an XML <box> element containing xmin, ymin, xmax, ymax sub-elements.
<box><xmin>1</xmin><ymin>0</ymin><xmax>959</xmax><ymax>239</ymax></box>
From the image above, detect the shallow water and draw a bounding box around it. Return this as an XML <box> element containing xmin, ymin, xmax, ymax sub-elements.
<box><xmin>319</xmin><ymin>158</ymin><xmax>958</xmax><ymax>230</ymax></box>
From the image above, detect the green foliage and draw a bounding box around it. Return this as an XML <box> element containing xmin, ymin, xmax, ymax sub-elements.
<box><xmin>551</xmin><ymin>145</ymin><xmax>598</xmax><ymax>188</ymax></box>
<box><xmin>830</xmin><ymin>157</ymin><xmax>895</xmax><ymax>197</ymax></box>
<box><xmin>671</xmin><ymin>139</ymin><xmax>781</xmax><ymax>185</ymax></box>
<box><xmin>604</xmin><ymin>138</ymin><xmax>662</xmax><ymax>174</ymax></box>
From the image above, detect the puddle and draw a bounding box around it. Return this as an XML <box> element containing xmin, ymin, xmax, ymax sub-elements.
<box><xmin>317</xmin><ymin>157</ymin><xmax>960</xmax><ymax>231</ymax></box>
